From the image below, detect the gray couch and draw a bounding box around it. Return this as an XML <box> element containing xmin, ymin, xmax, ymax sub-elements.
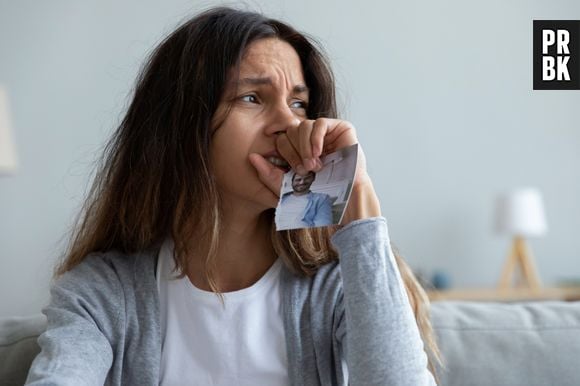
<box><xmin>2</xmin><ymin>301</ymin><xmax>580</xmax><ymax>385</ymax></box>
<box><xmin>430</xmin><ymin>301</ymin><xmax>580</xmax><ymax>385</ymax></box>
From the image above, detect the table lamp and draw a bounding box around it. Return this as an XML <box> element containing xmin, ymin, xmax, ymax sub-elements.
<box><xmin>495</xmin><ymin>188</ymin><xmax>547</xmax><ymax>290</ymax></box>
<box><xmin>0</xmin><ymin>85</ymin><xmax>18</xmax><ymax>175</ymax></box>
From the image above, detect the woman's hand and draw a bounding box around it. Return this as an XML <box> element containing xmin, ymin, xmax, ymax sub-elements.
<box><xmin>249</xmin><ymin>118</ymin><xmax>381</xmax><ymax>225</ymax></box>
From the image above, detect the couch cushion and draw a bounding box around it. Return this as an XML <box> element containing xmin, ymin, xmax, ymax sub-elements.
<box><xmin>431</xmin><ymin>301</ymin><xmax>580</xmax><ymax>386</ymax></box>
<box><xmin>0</xmin><ymin>315</ymin><xmax>46</xmax><ymax>386</ymax></box>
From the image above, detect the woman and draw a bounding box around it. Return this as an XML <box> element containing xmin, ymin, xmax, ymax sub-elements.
<box><xmin>26</xmin><ymin>7</ymin><xmax>441</xmax><ymax>385</ymax></box>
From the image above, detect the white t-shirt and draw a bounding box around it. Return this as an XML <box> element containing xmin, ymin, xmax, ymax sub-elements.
<box><xmin>156</xmin><ymin>239</ymin><xmax>289</xmax><ymax>386</ymax></box>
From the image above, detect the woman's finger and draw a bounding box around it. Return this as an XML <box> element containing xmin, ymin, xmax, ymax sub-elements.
<box><xmin>276</xmin><ymin>132</ymin><xmax>306</xmax><ymax>174</ymax></box>
<box><xmin>284</xmin><ymin>119</ymin><xmax>320</xmax><ymax>172</ymax></box>
<box><xmin>277</xmin><ymin>118</ymin><xmax>360</xmax><ymax>175</ymax></box>
<box><xmin>248</xmin><ymin>153</ymin><xmax>284</xmax><ymax>203</ymax></box>
<box><xmin>321</xmin><ymin>120</ymin><xmax>357</xmax><ymax>154</ymax></box>
<box><xmin>310</xmin><ymin>119</ymin><xmax>327</xmax><ymax>159</ymax></box>
<box><xmin>297</xmin><ymin>120</ymin><xmax>315</xmax><ymax>169</ymax></box>
<box><xmin>282</xmin><ymin>120</ymin><xmax>317</xmax><ymax>172</ymax></box>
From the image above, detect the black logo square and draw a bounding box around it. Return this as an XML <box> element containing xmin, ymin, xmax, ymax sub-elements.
<box><xmin>533</xmin><ymin>20</ymin><xmax>580</xmax><ymax>90</ymax></box>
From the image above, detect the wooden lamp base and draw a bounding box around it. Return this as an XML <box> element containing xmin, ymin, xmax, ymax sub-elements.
<box><xmin>498</xmin><ymin>236</ymin><xmax>542</xmax><ymax>291</ymax></box>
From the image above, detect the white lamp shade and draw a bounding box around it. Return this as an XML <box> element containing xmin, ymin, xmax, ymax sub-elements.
<box><xmin>0</xmin><ymin>86</ymin><xmax>18</xmax><ymax>174</ymax></box>
<box><xmin>495</xmin><ymin>188</ymin><xmax>548</xmax><ymax>237</ymax></box>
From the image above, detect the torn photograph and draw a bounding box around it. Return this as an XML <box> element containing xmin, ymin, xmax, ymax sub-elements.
<box><xmin>275</xmin><ymin>143</ymin><xmax>359</xmax><ymax>231</ymax></box>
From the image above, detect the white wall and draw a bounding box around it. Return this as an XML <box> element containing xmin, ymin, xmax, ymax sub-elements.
<box><xmin>1</xmin><ymin>0</ymin><xmax>579</xmax><ymax>316</ymax></box>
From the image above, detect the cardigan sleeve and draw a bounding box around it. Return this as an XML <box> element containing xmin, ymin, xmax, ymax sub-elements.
<box><xmin>331</xmin><ymin>217</ymin><xmax>436</xmax><ymax>386</ymax></box>
<box><xmin>25</xmin><ymin>255</ymin><xmax>124</xmax><ymax>386</ymax></box>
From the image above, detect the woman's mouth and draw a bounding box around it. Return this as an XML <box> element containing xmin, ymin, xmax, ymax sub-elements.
<box><xmin>266</xmin><ymin>156</ymin><xmax>290</xmax><ymax>171</ymax></box>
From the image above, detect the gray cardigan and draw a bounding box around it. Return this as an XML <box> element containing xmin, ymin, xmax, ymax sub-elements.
<box><xmin>25</xmin><ymin>217</ymin><xmax>435</xmax><ymax>385</ymax></box>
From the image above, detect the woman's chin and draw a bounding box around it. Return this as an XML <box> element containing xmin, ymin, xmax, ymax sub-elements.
<box><xmin>255</xmin><ymin>187</ymin><xmax>280</xmax><ymax>210</ymax></box>
<box><xmin>263</xmin><ymin>196</ymin><xmax>280</xmax><ymax>211</ymax></box>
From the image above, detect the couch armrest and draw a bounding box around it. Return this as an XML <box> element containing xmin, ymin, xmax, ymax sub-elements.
<box><xmin>0</xmin><ymin>315</ymin><xmax>46</xmax><ymax>386</ymax></box>
<box><xmin>431</xmin><ymin>301</ymin><xmax>580</xmax><ymax>386</ymax></box>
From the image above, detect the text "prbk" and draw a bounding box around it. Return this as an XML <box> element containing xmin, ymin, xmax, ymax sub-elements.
<box><xmin>533</xmin><ymin>20</ymin><xmax>580</xmax><ymax>90</ymax></box>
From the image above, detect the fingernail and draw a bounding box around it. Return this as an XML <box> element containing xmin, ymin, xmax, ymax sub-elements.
<box><xmin>295</xmin><ymin>164</ymin><xmax>306</xmax><ymax>175</ymax></box>
<box><xmin>304</xmin><ymin>158</ymin><xmax>315</xmax><ymax>170</ymax></box>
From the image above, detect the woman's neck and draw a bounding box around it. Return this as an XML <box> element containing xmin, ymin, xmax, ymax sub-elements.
<box><xmin>186</xmin><ymin>208</ymin><xmax>277</xmax><ymax>293</ymax></box>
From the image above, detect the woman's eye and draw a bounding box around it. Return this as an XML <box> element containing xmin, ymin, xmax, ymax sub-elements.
<box><xmin>240</xmin><ymin>94</ymin><xmax>258</xmax><ymax>103</ymax></box>
<box><xmin>290</xmin><ymin>100</ymin><xmax>308</xmax><ymax>109</ymax></box>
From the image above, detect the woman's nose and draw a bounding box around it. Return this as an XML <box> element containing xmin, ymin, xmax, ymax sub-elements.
<box><xmin>264</xmin><ymin>103</ymin><xmax>301</xmax><ymax>136</ymax></box>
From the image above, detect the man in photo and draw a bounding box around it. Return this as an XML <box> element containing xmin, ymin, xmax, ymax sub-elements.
<box><xmin>278</xmin><ymin>171</ymin><xmax>334</xmax><ymax>229</ymax></box>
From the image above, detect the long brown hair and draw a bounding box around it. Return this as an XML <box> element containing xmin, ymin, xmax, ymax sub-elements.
<box><xmin>57</xmin><ymin>6</ymin><xmax>442</xmax><ymax>380</ymax></box>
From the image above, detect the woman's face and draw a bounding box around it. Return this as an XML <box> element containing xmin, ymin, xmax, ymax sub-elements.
<box><xmin>210</xmin><ymin>38</ymin><xmax>309</xmax><ymax>213</ymax></box>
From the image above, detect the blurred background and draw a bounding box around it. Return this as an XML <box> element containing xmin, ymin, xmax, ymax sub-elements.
<box><xmin>1</xmin><ymin>0</ymin><xmax>579</xmax><ymax>316</ymax></box>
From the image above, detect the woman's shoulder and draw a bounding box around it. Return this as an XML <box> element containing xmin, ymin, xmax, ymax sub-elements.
<box><xmin>47</xmin><ymin>248</ymin><xmax>160</xmax><ymax>331</ymax></box>
<box><xmin>54</xmin><ymin>247</ymin><xmax>159</xmax><ymax>298</ymax></box>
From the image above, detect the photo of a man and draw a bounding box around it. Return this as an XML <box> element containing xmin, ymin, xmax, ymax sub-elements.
<box><xmin>275</xmin><ymin>143</ymin><xmax>358</xmax><ymax>231</ymax></box>
<box><xmin>276</xmin><ymin>171</ymin><xmax>334</xmax><ymax>230</ymax></box>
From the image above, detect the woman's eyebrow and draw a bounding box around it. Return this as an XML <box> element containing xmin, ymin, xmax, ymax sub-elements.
<box><xmin>238</xmin><ymin>77</ymin><xmax>309</xmax><ymax>93</ymax></box>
